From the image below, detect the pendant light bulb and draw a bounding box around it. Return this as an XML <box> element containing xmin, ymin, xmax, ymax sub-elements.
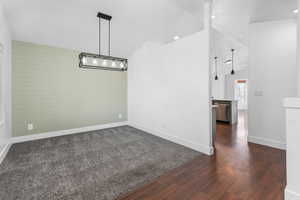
<box><xmin>231</xmin><ymin>70</ymin><xmax>235</xmax><ymax>75</ymax></box>
<box><xmin>214</xmin><ymin>75</ymin><xmax>218</xmax><ymax>80</ymax></box>
<box><xmin>82</xmin><ymin>57</ymin><xmax>87</xmax><ymax>64</ymax></box>
<box><xmin>93</xmin><ymin>59</ymin><xmax>98</xmax><ymax>65</ymax></box>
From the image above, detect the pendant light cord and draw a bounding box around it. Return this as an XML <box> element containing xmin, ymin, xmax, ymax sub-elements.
<box><xmin>109</xmin><ymin>20</ymin><xmax>111</xmax><ymax>56</ymax></box>
<box><xmin>231</xmin><ymin>49</ymin><xmax>234</xmax><ymax>71</ymax></box>
<box><xmin>214</xmin><ymin>56</ymin><xmax>218</xmax><ymax>80</ymax></box>
<box><xmin>99</xmin><ymin>17</ymin><xmax>101</xmax><ymax>55</ymax></box>
<box><xmin>215</xmin><ymin>57</ymin><xmax>218</xmax><ymax>74</ymax></box>
<box><xmin>98</xmin><ymin>13</ymin><xmax>112</xmax><ymax>56</ymax></box>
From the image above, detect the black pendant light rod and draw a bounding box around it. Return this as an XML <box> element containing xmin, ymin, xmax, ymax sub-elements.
<box><xmin>99</xmin><ymin>16</ymin><xmax>101</xmax><ymax>55</ymax></box>
<box><xmin>97</xmin><ymin>12</ymin><xmax>112</xmax><ymax>56</ymax></box>
<box><xmin>231</xmin><ymin>49</ymin><xmax>235</xmax><ymax>75</ymax></box>
<box><xmin>109</xmin><ymin>20</ymin><xmax>111</xmax><ymax>56</ymax></box>
<box><xmin>214</xmin><ymin>56</ymin><xmax>218</xmax><ymax>80</ymax></box>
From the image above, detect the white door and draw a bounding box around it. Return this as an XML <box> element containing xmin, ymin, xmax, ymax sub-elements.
<box><xmin>234</xmin><ymin>80</ymin><xmax>248</xmax><ymax>110</ymax></box>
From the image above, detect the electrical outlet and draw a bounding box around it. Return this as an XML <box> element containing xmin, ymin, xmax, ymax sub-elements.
<box><xmin>27</xmin><ymin>123</ymin><xmax>34</xmax><ymax>131</ymax></box>
<box><xmin>118</xmin><ymin>114</ymin><xmax>123</xmax><ymax>119</ymax></box>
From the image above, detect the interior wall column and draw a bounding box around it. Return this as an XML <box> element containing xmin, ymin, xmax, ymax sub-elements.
<box><xmin>297</xmin><ymin>0</ymin><xmax>300</xmax><ymax>96</ymax></box>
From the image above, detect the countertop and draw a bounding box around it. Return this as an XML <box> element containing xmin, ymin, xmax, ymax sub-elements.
<box><xmin>213</xmin><ymin>99</ymin><xmax>238</xmax><ymax>102</ymax></box>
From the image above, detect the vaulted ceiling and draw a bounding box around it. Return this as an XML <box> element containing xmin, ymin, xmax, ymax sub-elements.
<box><xmin>0</xmin><ymin>0</ymin><xmax>204</xmax><ymax>57</ymax></box>
<box><xmin>251</xmin><ymin>0</ymin><xmax>297</xmax><ymax>23</ymax></box>
<box><xmin>212</xmin><ymin>0</ymin><xmax>297</xmax><ymax>46</ymax></box>
<box><xmin>0</xmin><ymin>0</ymin><xmax>298</xmax><ymax>59</ymax></box>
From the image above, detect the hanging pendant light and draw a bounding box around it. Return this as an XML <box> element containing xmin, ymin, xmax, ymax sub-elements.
<box><xmin>230</xmin><ymin>49</ymin><xmax>235</xmax><ymax>75</ymax></box>
<box><xmin>214</xmin><ymin>56</ymin><xmax>218</xmax><ymax>80</ymax></box>
<box><xmin>79</xmin><ymin>12</ymin><xmax>128</xmax><ymax>71</ymax></box>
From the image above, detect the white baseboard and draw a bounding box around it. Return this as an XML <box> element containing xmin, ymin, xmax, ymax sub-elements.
<box><xmin>285</xmin><ymin>187</ymin><xmax>300</xmax><ymax>200</ymax></box>
<box><xmin>247</xmin><ymin>136</ymin><xmax>286</xmax><ymax>150</ymax></box>
<box><xmin>0</xmin><ymin>143</ymin><xmax>11</xmax><ymax>165</ymax></box>
<box><xmin>129</xmin><ymin>122</ymin><xmax>214</xmax><ymax>156</ymax></box>
<box><xmin>10</xmin><ymin>121</ymin><xmax>128</xmax><ymax>144</ymax></box>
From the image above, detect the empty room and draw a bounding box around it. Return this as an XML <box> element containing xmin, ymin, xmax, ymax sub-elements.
<box><xmin>0</xmin><ymin>0</ymin><xmax>300</xmax><ymax>199</ymax></box>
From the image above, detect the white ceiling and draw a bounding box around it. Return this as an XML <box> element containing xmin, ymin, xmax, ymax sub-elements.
<box><xmin>250</xmin><ymin>0</ymin><xmax>297</xmax><ymax>23</ymax></box>
<box><xmin>1</xmin><ymin>0</ymin><xmax>297</xmax><ymax>58</ymax></box>
<box><xmin>211</xmin><ymin>0</ymin><xmax>297</xmax><ymax>75</ymax></box>
<box><xmin>212</xmin><ymin>28</ymin><xmax>248</xmax><ymax>75</ymax></box>
<box><xmin>212</xmin><ymin>0</ymin><xmax>297</xmax><ymax>45</ymax></box>
<box><xmin>212</xmin><ymin>0</ymin><xmax>250</xmax><ymax>46</ymax></box>
<box><xmin>0</xmin><ymin>0</ymin><xmax>204</xmax><ymax>57</ymax></box>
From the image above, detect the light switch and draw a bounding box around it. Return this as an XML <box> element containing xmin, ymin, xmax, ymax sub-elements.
<box><xmin>254</xmin><ymin>90</ymin><xmax>263</xmax><ymax>96</ymax></box>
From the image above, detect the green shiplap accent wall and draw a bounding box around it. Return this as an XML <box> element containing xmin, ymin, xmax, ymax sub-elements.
<box><xmin>12</xmin><ymin>41</ymin><xmax>127</xmax><ymax>137</ymax></box>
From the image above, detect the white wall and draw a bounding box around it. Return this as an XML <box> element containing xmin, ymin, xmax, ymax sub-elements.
<box><xmin>298</xmin><ymin>0</ymin><xmax>300</xmax><ymax>96</ymax></box>
<box><xmin>128</xmin><ymin>29</ymin><xmax>212</xmax><ymax>154</ymax></box>
<box><xmin>248</xmin><ymin>20</ymin><xmax>297</xmax><ymax>150</ymax></box>
<box><xmin>211</xmin><ymin>75</ymin><xmax>225</xmax><ymax>99</ymax></box>
<box><xmin>0</xmin><ymin>4</ymin><xmax>11</xmax><ymax>147</ymax></box>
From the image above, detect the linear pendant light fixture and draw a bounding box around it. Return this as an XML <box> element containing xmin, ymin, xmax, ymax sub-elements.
<box><xmin>79</xmin><ymin>12</ymin><xmax>128</xmax><ymax>71</ymax></box>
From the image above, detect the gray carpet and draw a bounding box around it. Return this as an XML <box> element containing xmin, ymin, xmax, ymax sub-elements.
<box><xmin>0</xmin><ymin>126</ymin><xmax>201</xmax><ymax>200</ymax></box>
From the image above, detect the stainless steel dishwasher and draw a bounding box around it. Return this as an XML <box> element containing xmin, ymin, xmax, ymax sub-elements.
<box><xmin>212</xmin><ymin>100</ymin><xmax>238</xmax><ymax>124</ymax></box>
<box><xmin>216</xmin><ymin>103</ymin><xmax>230</xmax><ymax>122</ymax></box>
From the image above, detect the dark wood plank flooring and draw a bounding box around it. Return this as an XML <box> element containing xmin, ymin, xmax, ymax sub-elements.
<box><xmin>119</xmin><ymin>112</ymin><xmax>286</xmax><ymax>200</ymax></box>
